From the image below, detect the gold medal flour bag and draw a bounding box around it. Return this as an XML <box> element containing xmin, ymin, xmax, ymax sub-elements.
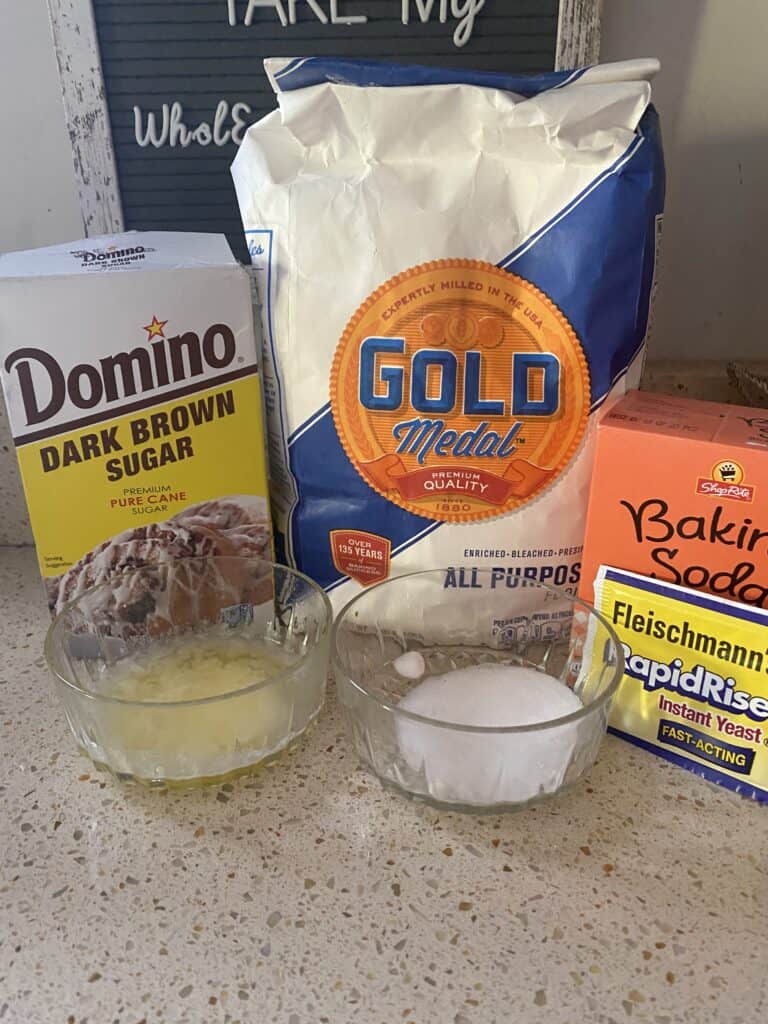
<box><xmin>232</xmin><ymin>58</ymin><xmax>665</xmax><ymax>606</ymax></box>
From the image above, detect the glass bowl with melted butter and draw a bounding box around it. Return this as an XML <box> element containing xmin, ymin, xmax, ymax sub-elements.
<box><xmin>45</xmin><ymin>557</ymin><xmax>332</xmax><ymax>786</ymax></box>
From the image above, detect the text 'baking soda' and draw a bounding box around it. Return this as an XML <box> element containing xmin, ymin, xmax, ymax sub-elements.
<box><xmin>581</xmin><ymin>390</ymin><xmax>768</xmax><ymax>609</ymax></box>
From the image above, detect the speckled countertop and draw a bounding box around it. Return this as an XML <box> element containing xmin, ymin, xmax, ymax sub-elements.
<box><xmin>2</xmin><ymin>547</ymin><xmax>767</xmax><ymax>1024</ymax></box>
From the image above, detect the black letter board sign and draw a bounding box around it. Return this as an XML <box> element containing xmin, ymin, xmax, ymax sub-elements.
<box><xmin>49</xmin><ymin>0</ymin><xmax>600</xmax><ymax>261</ymax></box>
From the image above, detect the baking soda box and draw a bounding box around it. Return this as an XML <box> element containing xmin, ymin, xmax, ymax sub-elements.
<box><xmin>0</xmin><ymin>232</ymin><xmax>271</xmax><ymax>626</ymax></box>
<box><xmin>581</xmin><ymin>389</ymin><xmax>768</xmax><ymax>800</ymax></box>
<box><xmin>581</xmin><ymin>389</ymin><xmax>768</xmax><ymax>609</ymax></box>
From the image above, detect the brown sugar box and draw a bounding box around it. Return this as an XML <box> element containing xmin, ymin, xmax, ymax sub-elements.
<box><xmin>0</xmin><ymin>232</ymin><xmax>272</xmax><ymax>633</ymax></box>
<box><xmin>580</xmin><ymin>389</ymin><xmax>768</xmax><ymax>609</ymax></box>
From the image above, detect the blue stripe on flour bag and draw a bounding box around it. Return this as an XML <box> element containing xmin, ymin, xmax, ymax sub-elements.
<box><xmin>287</xmin><ymin>412</ymin><xmax>434</xmax><ymax>590</ymax></box>
<box><xmin>271</xmin><ymin>57</ymin><xmax>588</xmax><ymax>97</ymax></box>
<box><xmin>501</xmin><ymin>106</ymin><xmax>665</xmax><ymax>406</ymax></box>
<box><xmin>283</xmin><ymin>109</ymin><xmax>664</xmax><ymax>591</ymax></box>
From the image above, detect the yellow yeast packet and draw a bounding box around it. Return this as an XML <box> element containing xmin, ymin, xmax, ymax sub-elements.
<box><xmin>593</xmin><ymin>565</ymin><xmax>768</xmax><ymax>802</ymax></box>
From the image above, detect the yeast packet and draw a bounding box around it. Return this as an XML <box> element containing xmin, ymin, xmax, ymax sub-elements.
<box><xmin>594</xmin><ymin>566</ymin><xmax>768</xmax><ymax>803</ymax></box>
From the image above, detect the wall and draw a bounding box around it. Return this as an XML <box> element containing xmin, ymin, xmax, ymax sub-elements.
<box><xmin>0</xmin><ymin>0</ymin><xmax>81</xmax><ymax>252</ymax></box>
<box><xmin>0</xmin><ymin>0</ymin><xmax>767</xmax><ymax>545</ymax></box>
<box><xmin>600</xmin><ymin>0</ymin><xmax>768</xmax><ymax>362</ymax></box>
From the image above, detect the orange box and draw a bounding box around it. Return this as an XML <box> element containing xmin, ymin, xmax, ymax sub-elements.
<box><xmin>580</xmin><ymin>390</ymin><xmax>768</xmax><ymax>608</ymax></box>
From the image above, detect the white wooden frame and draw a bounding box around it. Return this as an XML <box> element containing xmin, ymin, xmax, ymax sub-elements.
<box><xmin>555</xmin><ymin>0</ymin><xmax>602</xmax><ymax>70</ymax></box>
<box><xmin>47</xmin><ymin>0</ymin><xmax>124</xmax><ymax>236</ymax></box>
<box><xmin>48</xmin><ymin>0</ymin><xmax>601</xmax><ymax>239</ymax></box>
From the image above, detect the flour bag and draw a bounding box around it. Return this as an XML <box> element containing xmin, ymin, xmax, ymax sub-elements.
<box><xmin>232</xmin><ymin>57</ymin><xmax>665</xmax><ymax>608</ymax></box>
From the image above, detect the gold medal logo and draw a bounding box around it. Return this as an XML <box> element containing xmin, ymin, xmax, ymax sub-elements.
<box><xmin>331</xmin><ymin>260</ymin><xmax>590</xmax><ymax>523</ymax></box>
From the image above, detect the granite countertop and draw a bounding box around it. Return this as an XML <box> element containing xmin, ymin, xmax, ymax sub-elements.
<box><xmin>2</xmin><ymin>547</ymin><xmax>767</xmax><ymax>1024</ymax></box>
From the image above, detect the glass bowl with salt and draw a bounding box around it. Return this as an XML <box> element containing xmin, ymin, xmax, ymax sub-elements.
<box><xmin>332</xmin><ymin>569</ymin><xmax>623</xmax><ymax>812</ymax></box>
<box><xmin>45</xmin><ymin>557</ymin><xmax>332</xmax><ymax>786</ymax></box>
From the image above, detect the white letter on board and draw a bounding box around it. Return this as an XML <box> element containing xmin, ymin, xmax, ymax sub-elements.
<box><xmin>245</xmin><ymin>0</ymin><xmax>288</xmax><ymax>27</ymax></box>
<box><xmin>214</xmin><ymin>101</ymin><xmax>232</xmax><ymax>146</ymax></box>
<box><xmin>133</xmin><ymin>106</ymin><xmax>170</xmax><ymax>148</ymax></box>
<box><xmin>287</xmin><ymin>0</ymin><xmax>328</xmax><ymax>23</ymax></box>
<box><xmin>169</xmin><ymin>103</ymin><xmax>192</xmax><ymax>147</ymax></box>
<box><xmin>451</xmin><ymin>0</ymin><xmax>485</xmax><ymax>47</ymax></box>
<box><xmin>226</xmin><ymin>0</ymin><xmax>237</xmax><ymax>25</ymax></box>
<box><xmin>330</xmin><ymin>0</ymin><xmax>367</xmax><ymax>24</ymax></box>
<box><xmin>194</xmin><ymin>122</ymin><xmax>213</xmax><ymax>146</ymax></box>
<box><xmin>402</xmin><ymin>0</ymin><xmax>448</xmax><ymax>25</ymax></box>
<box><xmin>231</xmin><ymin>103</ymin><xmax>253</xmax><ymax>145</ymax></box>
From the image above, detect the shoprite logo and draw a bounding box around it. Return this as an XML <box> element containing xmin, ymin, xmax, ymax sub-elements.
<box><xmin>696</xmin><ymin>459</ymin><xmax>754</xmax><ymax>502</ymax></box>
<box><xmin>330</xmin><ymin>259</ymin><xmax>590</xmax><ymax>524</ymax></box>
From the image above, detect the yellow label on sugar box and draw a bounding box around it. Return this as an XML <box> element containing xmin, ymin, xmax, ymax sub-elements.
<box><xmin>593</xmin><ymin>566</ymin><xmax>768</xmax><ymax>802</ymax></box>
<box><xmin>16</xmin><ymin>375</ymin><xmax>268</xmax><ymax>579</ymax></box>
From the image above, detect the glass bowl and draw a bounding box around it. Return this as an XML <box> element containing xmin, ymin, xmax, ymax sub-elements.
<box><xmin>45</xmin><ymin>557</ymin><xmax>332</xmax><ymax>786</ymax></box>
<box><xmin>332</xmin><ymin>569</ymin><xmax>624</xmax><ymax>812</ymax></box>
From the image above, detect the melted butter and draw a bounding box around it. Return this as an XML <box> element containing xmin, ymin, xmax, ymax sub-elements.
<box><xmin>96</xmin><ymin>631</ymin><xmax>304</xmax><ymax>778</ymax></box>
<box><xmin>106</xmin><ymin>630</ymin><xmax>294</xmax><ymax>703</ymax></box>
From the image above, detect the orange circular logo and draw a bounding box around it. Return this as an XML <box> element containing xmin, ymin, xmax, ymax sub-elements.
<box><xmin>330</xmin><ymin>260</ymin><xmax>590</xmax><ymax>523</ymax></box>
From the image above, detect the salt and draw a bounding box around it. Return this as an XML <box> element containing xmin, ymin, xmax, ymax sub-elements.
<box><xmin>393</xmin><ymin>651</ymin><xmax>426</xmax><ymax>680</ymax></box>
<box><xmin>396</xmin><ymin>663</ymin><xmax>584</xmax><ymax>806</ymax></box>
